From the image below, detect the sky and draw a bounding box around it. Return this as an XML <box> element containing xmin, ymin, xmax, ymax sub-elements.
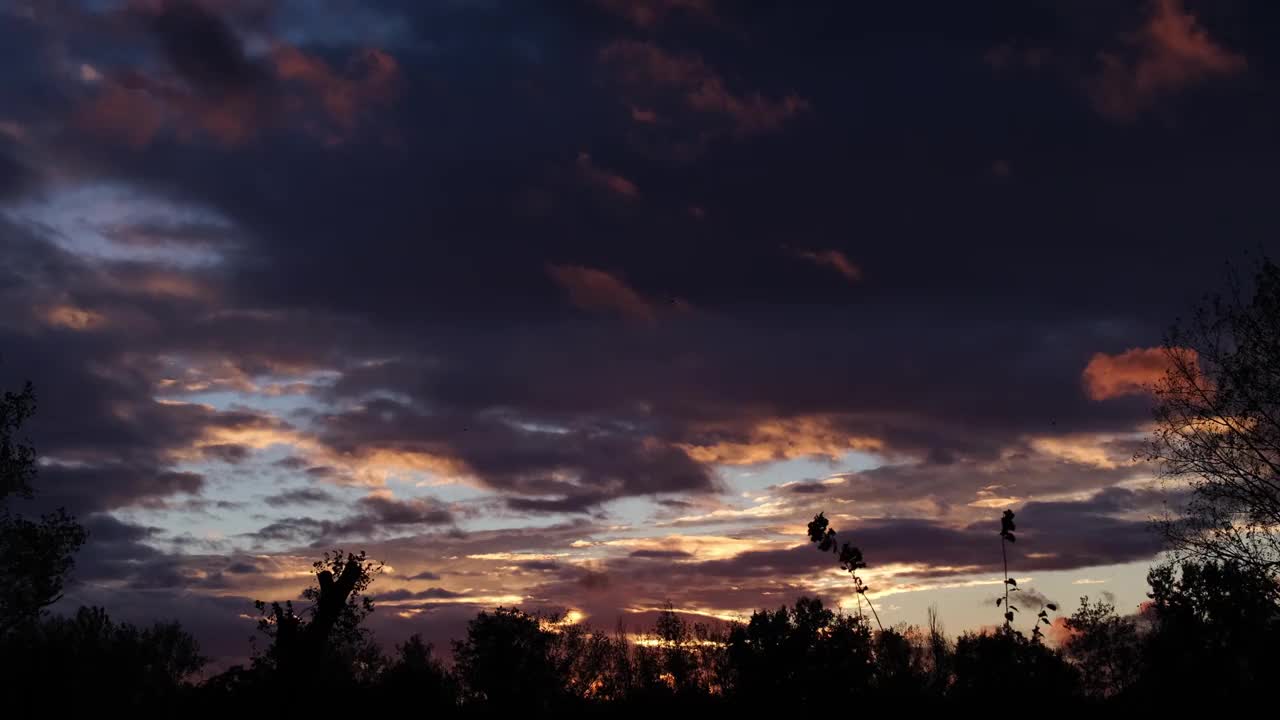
<box><xmin>2</xmin><ymin>0</ymin><xmax>1280</xmax><ymax>668</ymax></box>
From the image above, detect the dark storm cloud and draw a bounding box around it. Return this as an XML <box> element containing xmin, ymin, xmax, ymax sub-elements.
<box><xmin>0</xmin><ymin>137</ymin><xmax>38</xmax><ymax>202</ymax></box>
<box><xmin>315</xmin><ymin>397</ymin><xmax>716</xmax><ymax>510</ymax></box>
<box><xmin>629</xmin><ymin>549</ymin><xmax>693</xmax><ymax>559</ymax></box>
<box><xmin>373</xmin><ymin>587</ymin><xmax>462</xmax><ymax>602</ymax></box>
<box><xmin>69</xmin><ymin>514</ymin><xmax>186</xmax><ymax>589</ymax></box>
<box><xmin>262</xmin><ymin>487</ymin><xmax>337</xmax><ymax>507</ymax></box>
<box><xmin>5</xmin><ymin>0</ymin><xmax>1273</xmax><ymax>516</ymax></box>
<box><xmin>245</xmin><ymin>493</ymin><xmax>454</xmax><ymax>545</ymax></box>
<box><xmin>200</xmin><ymin>443</ymin><xmax>251</xmax><ymax>463</ymax></box>
<box><xmin>785</xmin><ymin>482</ymin><xmax>830</xmax><ymax>495</ymax></box>
<box><xmin>144</xmin><ymin>0</ymin><xmax>266</xmax><ymax>96</ymax></box>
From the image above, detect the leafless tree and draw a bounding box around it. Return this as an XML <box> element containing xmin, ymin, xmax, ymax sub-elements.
<box><xmin>1148</xmin><ymin>256</ymin><xmax>1280</xmax><ymax>579</ymax></box>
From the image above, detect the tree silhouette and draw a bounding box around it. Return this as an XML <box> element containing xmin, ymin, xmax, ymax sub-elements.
<box><xmin>950</xmin><ymin>624</ymin><xmax>1079</xmax><ymax>702</ymax></box>
<box><xmin>253</xmin><ymin>550</ymin><xmax>384</xmax><ymax>688</ymax></box>
<box><xmin>1148</xmin><ymin>256</ymin><xmax>1280</xmax><ymax>576</ymax></box>
<box><xmin>452</xmin><ymin>606</ymin><xmax>561</xmax><ymax>710</ymax></box>
<box><xmin>1137</xmin><ymin>559</ymin><xmax>1280</xmax><ymax>699</ymax></box>
<box><xmin>1</xmin><ymin>606</ymin><xmax>204</xmax><ymax>709</ymax></box>
<box><xmin>0</xmin><ymin>381</ymin><xmax>85</xmax><ymax>634</ymax></box>
<box><xmin>726</xmin><ymin>596</ymin><xmax>874</xmax><ymax>706</ymax></box>
<box><xmin>1060</xmin><ymin>595</ymin><xmax>1141</xmax><ymax>699</ymax></box>
<box><xmin>379</xmin><ymin>634</ymin><xmax>459</xmax><ymax>711</ymax></box>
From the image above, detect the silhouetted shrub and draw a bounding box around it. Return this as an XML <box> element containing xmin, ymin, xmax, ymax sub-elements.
<box><xmin>950</xmin><ymin>625</ymin><xmax>1080</xmax><ymax>702</ymax></box>
<box><xmin>726</xmin><ymin>597</ymin><xmax>874</xmax><ymax>707</ymax></box>
<box><xmin>1061</xmin><ymin>595</ymin><xmax>1141</xmax><ymax>700</ymax></box>
<box><xmin>1135</xmin><ymin>559</ymin><xmax>1280</xmax><ymax>700</ymax></box>
<box><xmin>452</xmin><ymin>607</ymin><xmax>563</xmax><ymax>711</ymax></box>
<box><xmin>378</xmin><ymin>634</ymin><xmax>459</xmax><ymax>712</ymax></box>
<box><xmin>1</xmin><ymin>606</ymin><xmax>204</xmax><ymax>710</ymax></box>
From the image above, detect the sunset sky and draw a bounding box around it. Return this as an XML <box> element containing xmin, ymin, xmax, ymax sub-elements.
<box><xmin>3</xmin><ymin>0</ymin><xmax>1280</xmax><ymax>667</ymax></box>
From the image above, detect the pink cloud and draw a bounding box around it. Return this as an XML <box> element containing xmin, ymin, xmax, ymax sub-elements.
<box><xmin>600</xmin><ymin>41</ymin><xmax>808</xmax><ymax>138</ymax></box>
<box><xmin>271</xmin><ymin>46</ymin><xmax>400</xmax><ymax>139</ymax></box>
<box><xmin>792</xmin><ymin>248</ymin><xmax>861</xmax><ymax>282</ymax></box>
<box><xmin>1091</xmin><ymin>0</ymin><xmax>1245</xmax><ymax>119</ymax></box>
<box><xmin>577</xmin><ymin>152</ymin><xmax>640</xmax><ymax>198</ymax></box>
<box><xmin>79</xmin><ymin>36</ymin><xmax>399</xmax><ymax>148</ymax></box>
<box><xmin>547</xmin><ymin>264</ymin><xmax>656</xmax><ymax>324</ymax></box>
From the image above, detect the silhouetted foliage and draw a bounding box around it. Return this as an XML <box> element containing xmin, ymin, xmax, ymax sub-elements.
<box><xmin>992</xmin><ymin>508</ymin><xmax>1057</xmax><ymax>639</ymax></box>
<box><xmin>807</xmin><ymin>512</ymin><xmax>882</xmax><ymax>628</ymax></box>
<box><xmin>727</xmin><ymin>596</ymin><xmax>874</xmax><ymax>706</ymax></box>
<box><xmin>1</xmin><ymin>606</ymin><xmax>204</xmax><ymax>710</ymax></box>
<box><xmin>923</xmin><ymin>604</ymin><xmax>953</xmax><ymax>695</ymax></box>
<box><xmin>1060</xmin><ymin>595</ymin><xmax>1141</xmax><ymax>699</ymax></box>
<box><xmin>0</xmin><ymin>381</ymin><xmax>86</xmax><ymax>634</ymax></box>
<box><xmin>13</xmin><ymin>536</ymin><xmax>1280</xmax><ymax>710</ymax></box>
<box><xmin>252</xmin><ymin>550</ymin><xmax>385</xmax><ymax>691</ymax></box>
<box><xmin>379</xmin><ymin>634</ymin><xmax>459</xmax><ymax>712</ymax></box>
<box><xmin>1135</xmin><ymin>559</ymin><xmax>1280</xmax><ymax>700</ymax></box>
<box><xmin>951</xmin><ymin>625</ymin><xmax>1080</xmax><ymax>702</ymax></box>
<box><xmin>1149</xmin><ymin>256</ymin><xmax>1280</xmax><ymax>576</ymax></box>
<box><xmin>999</xmin><ymin>509</ymin><xmax>1016</xmax><ymax>625</ymax></box>
<box><xmin>452</xmin><ymin>606</ymin><xmax>562</xmax><ymax>711</ymax></box>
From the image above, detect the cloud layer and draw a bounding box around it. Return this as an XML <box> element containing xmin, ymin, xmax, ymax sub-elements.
<box><xmin>0</xmin><ymin>0</ymin><xmax>1274</xmax><ymax>664</ymax></box>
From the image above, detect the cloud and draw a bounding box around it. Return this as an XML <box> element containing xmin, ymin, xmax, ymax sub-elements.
<box><xmin>790</xmin><ymin>248</ymin><xmax>862</xmax><ymax>282</ymax></box>
<box><xmin>600</xmin><ymin>40</ymin><xmax>807</xmax><ymax>137</ymax></box>
<box><xmin>3</xmin><ymin>0</ymin><xmax>1276</xmax><ymax>660</ymax></box>
<box><xmin>262</xmin><ymin>487</ymin><xmax>338</xmax><ymax>507</ymax></box>
<box><xmin>1091</xmin><ymin>0</ymin><xmax>1245</xmax><ymax>119</ymax></box>
<box><xmin>1082</xmin><ymin>346</ymin><xmax>1195</xmax><ymax>400</ymax></box>
<box><xmin>77</xmin><ymin>0</ymin><xmax>400</xmax><ymax>147</ymax></box>
<box><xmin>678</xmin><ymin>416</ymin><xmax>883</xmax><ymax>465</ymax></box>
<box><xmin>576</xmin><ymin>152</ymin><xmax>639</xmax><ymax>197</ymax></box>
<box><xmin>247</xmin><ymin>493</ymin><xmax>454</xmax><ymax>544</ymax></box>
<box><xmin>270</xmin><ymin>45</ymin><xmax>400</xmax><ymax>140</ymax></box>
<box><xmin>374</xmin><ymin>587</ymin><xmax>463</xmax><ymax>601</ymax></box>
<box><xmin>629</xmin><ymin>549</ymin><xmax>694</xmax><ymax>559</ymax></box>
<box><xmin>0</xmin><ymin>134</ymin><xmax>38</xmax><ymax>201</ymax></box>
<box><xmin>547</xmin><ymin>264</ymin><xmax>656</xmax><ymax>323</ymax></box>
<box><xmin>593</xmin><ymin>0</ymin><xmax>716</xmax><ymax>28</ymax></box>
<box><xmin>315</xmin><ymin>397</ymin><xmax>717</xmax><ymax>511</ymax></box>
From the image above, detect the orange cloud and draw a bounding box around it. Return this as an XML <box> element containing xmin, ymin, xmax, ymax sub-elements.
<box><xmin>547</xmin><ymin>264</ymin><xmax>656</xmax><ymax>323</ymax></box>
<box><xmin>679</xmin><ymin>416</ymin><xmax>883</xmax><ymax>465</ymax></box>
<box><xmin>792</xmin><ymin>248</ymin><xmax>861</xmax><ymax>282</ymax></box>
<box><xmin>577</xmin><ymin>152</ymin><xmax>639</xmax><ymax>197</ymax></box>
<box><xmin>1082</xmin><ymin>346</ymin><xmax>1197</xmax><ymax>400</ymax></box>
<box><xmin>1092</xmin><ymin>0</ymin><xmax>1245</xmax><ymax>119</ymax></box>
<box><xmin>42</xmin><ymin>305</ymin><xmax>105</xmax><ymax>331</ymax></box>
<box><xmin>600</xmin><ymin>41</ymin><xmax>808</xmax><ymax>137</ymax></box>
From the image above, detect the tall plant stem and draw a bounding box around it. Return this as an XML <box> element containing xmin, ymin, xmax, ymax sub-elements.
<box><xmin>1001</xmin><ymin>536</ymin><xmax>1010</xmax><ymax>625</ymax></box>
<box><xmin>860</xmin><ymin>590</ymin><xmax>884</xmax><ymax>631</ymax></box>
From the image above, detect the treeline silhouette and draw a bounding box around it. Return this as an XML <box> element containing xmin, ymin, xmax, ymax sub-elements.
<box><xmin>3</xmin><ymin>550</ymin><xmax>1280</xmax><ymax>711</ymax></box>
